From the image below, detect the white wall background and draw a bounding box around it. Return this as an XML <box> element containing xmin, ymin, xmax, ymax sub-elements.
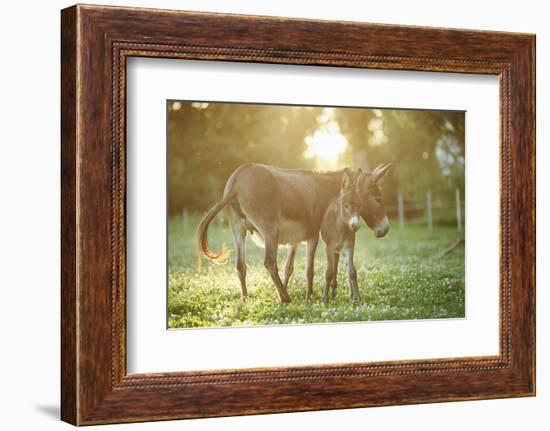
<box><xmin>0</xmin><ymin>0</ymin><xmax>546</xmax><ymax>429</ymax></box>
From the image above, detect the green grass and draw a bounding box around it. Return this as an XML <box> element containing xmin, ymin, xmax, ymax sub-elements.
<box><xmin>168</xmin><ymin>214</ymin><xmax>465</xmax><ymax>328</ymax></box>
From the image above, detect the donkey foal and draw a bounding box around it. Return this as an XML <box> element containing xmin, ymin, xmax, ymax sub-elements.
<box><xmin>321</xmin><ymin>168</ymin><xmax>363</xmax><ymax>304</ymax></box>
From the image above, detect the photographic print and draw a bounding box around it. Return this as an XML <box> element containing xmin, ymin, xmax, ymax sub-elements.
<box><xmin>168</xmin><ymin>101</ymin><xmax>465</xmax><ymax>328</ymax></box>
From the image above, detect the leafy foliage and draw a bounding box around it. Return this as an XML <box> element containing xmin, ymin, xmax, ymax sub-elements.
<box><xmin>168</xmin><ymin>102</ymin><xmax>465</xmax><ymax>220</ymax></box>
<box><xmin>168</xmin><ymin>102</ymin><xmax>319</xmax><ymax>213</ymax></box>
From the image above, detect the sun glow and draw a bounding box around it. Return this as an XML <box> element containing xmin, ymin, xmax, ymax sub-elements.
<box><xmin>303</xmin><ymin>109</ymin><xmax>349</xmax><ymax>168</ymax></box>
<box><xmin>304</xmin><ymin>130</ymin><xmax>348</xmax><ymax>162</ymax></box>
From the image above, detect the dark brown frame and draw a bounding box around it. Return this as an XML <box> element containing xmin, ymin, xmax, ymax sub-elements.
<box><xmin>61</xmin><ymin>4</ymin><xmax>535</xmax><ymax>426</ymax></box>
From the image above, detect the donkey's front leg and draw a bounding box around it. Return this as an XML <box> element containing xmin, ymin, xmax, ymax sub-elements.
<box><xmin>305</xmin><ymin>233</ymin><xmax>319</xmax><ymax>301</ymax></box>
<box><xmin>283</xmin><ymin>244</ymin><xmax>297</xmax><ymax>290</ymax></box>
<box><xmin>331</xmin><ymin>252</ymin><xmax>340</xmax><ymax>300</ymax></box>
<box><xmin>324</xmin><ymin>248</ymin><xmax>337</xmax><ymax>304</ymax></box>
<box><xmin>343</xmin><ymin>247</ymin><xmax>360</xmax><ymax>302</ymax></box>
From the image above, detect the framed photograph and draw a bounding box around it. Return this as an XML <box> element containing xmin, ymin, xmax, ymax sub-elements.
<box><xmin>61</xmin><ymin>4</ymin><xmax>535</xmax><ymax>425</ymax></box>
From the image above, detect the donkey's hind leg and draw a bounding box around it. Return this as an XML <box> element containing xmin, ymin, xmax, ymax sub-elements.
<box><xmin>260</xmin><ymin>227</ymin><xmax>292</xmax><ymax>304</ymax></box>
<box><xmin>283</xmin><ymin>244</ymin><xmax>297</xmax><ymax>290</ymax></box>
<box><xmin>228</xmin><ymin>210</ymin><xmax>248</xmax><ymax>301</ymax></box>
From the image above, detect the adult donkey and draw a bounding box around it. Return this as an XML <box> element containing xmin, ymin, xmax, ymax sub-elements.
<box><xmin>196</xmin><ymin>163</ymin><xmax>392</xmax><ymax>303</ymax></box>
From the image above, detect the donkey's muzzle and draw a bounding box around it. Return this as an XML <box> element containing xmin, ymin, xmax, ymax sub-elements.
<box><xmin>348</xmin><ymin>216</ymin><xmax>361</xmax><ymax>232</ymax></box>
<box><xmin>374</xmin><ymin>216</ymin><xmax>390</xmax><ymax>238</ymax></box>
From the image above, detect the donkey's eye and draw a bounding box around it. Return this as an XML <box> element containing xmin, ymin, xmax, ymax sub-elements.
<box><xmin>374</xmin><ymin>197</ymin><xmax>382</xmax><ymax>204</ymax></box>
<box><xmin>344</xmin><ymin>204</ymin><xmax>351</xmax><ymax>211</ymax></box>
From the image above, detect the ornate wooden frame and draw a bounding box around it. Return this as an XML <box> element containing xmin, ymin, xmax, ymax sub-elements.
<box><xmin>61</xmin><ymin>4</ymin><xmax>535</xmax><ymax>425</ymax></box>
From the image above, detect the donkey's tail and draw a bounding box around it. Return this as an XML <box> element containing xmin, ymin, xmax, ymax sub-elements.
<box><xmin>195</xmin><ymin>195</ymin><xmax>232</xmax><ymax>267</ymax></box>
<box><xmin>195</xmin><ymin>165</ymin><xmax>250</xmax><ymax>268</ymax></box>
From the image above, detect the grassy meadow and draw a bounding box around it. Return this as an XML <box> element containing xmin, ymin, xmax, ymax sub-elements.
<box><xmin>168</xmin><ymin>214</ymin><xmax>465</xmax><ymax>328</ymax></box>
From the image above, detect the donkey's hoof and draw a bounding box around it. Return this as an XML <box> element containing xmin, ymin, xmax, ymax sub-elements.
<box><xmin>240</xmin><ymin>295</ymin><xmax>248</xmax><ymax>303</ymax></box>
<box><xmin>280</xmin><ymin>295</ymin><xmax>292</xmax><ymax>304</ymax></box>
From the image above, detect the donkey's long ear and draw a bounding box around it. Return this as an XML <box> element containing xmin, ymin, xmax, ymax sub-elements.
<box><xmin>342</xmin><ymin>168</ymin><xmax>351</xmax><ymax>189</ymax></box>
<box><xmin>372</xmin><ymin>163</ymin><xmax>393</xmax><ymax>183</ymax></box>
<box><xmin>355</xmin><ymin>168</ymin><xmax>364</xmax><ymax>190</ymax></box>
<box><xmin>372</xmin><ymin>164</ymin><xmax>385</xmax><ymax>174</ymax></box>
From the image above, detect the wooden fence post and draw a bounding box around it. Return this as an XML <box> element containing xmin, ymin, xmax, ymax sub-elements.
<box><xmin>427</xmin><ymin>191</ymin><xmax>433</xmax><ymax>230</ymax></box>
<box><xmin>398</xmin><ymin>193</ymin><xmax>404</xmax><ymax>229</ymax></box>
<box><xmin>182</xmin><ymin>207</ymin><xmax>189</xmax><ymax>231</ymax></box>
<box><xmin>456</xmin><ymin>188</ymin><xmax>462</xmax><ymax>232</ymax></box>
